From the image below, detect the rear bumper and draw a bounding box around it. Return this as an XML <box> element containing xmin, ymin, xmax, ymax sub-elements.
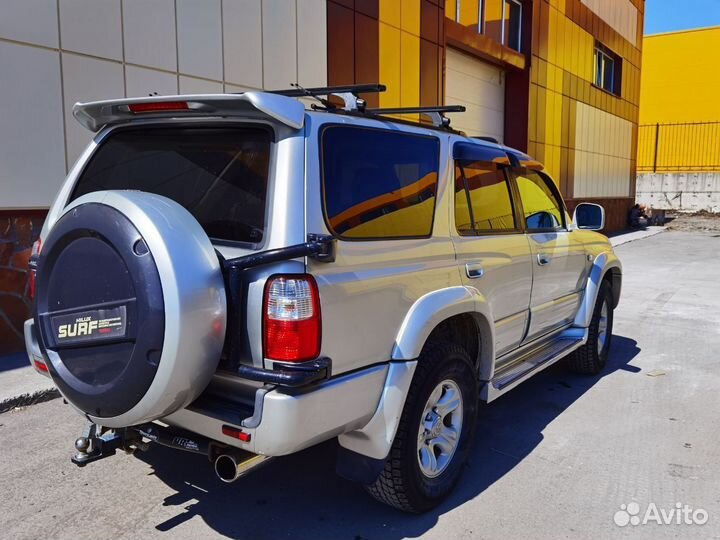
<box><xmin>24</xmin><ymin>319</ymin><xmax>51</xmax><ymax>377</ymax></box>
<box><xmin>163</xmin><ymin>363</ymin><xmax>389</xmax><ymax>456</ymax></box>
<box><xmin>27</xmin><ymin>317</ymin><xmax>392</xmax><ymax>458</ymax></box>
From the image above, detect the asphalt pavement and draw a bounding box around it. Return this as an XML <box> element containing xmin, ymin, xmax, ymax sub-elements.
<box><xmin>1</xmin><ymin>229</ymin><xmax>719</xmax><ymax>540</ymax></box>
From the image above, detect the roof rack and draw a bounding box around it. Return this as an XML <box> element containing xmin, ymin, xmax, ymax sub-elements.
<box><xmin>268</xmin><ymin>83</ymin><xmax>465</xmax><ymax>131</ymax></box>
<box><xmin>367</xmin><ymin>105</ymin><xmax>466</xmax><ymax>129</ymax></box>
<box><xmin>269</xmin><ymin>84</ymin><xmax>386</xmax><ymax>112</ymax></box>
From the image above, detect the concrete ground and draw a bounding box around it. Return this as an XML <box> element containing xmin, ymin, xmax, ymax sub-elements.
<box><xmin>0</xmin><ymin>352</ymin><xmax>57</xmax><ymax>413</ymax></box>
<box><xmin>1</xmin><ymin>229</ymin><xmax>719</xmax><ymax>540</ymax></box>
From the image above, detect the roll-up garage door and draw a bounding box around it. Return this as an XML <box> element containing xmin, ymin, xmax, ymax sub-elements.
<box><xmin>445</xmin><ymin>48</ymin><xmax>505</xmax><ymax>142</ymax></box>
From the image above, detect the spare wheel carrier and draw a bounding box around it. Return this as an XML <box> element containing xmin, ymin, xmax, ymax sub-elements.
<box><xmin>34</xmin><ymin>190</ymin><xmax>227</xmax><ymax>428</ymax></box>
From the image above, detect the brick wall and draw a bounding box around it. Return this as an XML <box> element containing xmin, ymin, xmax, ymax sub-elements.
<box><xmin>0</xmin><ymin>211</ymin><xmax>46</xmax><ymax>354</ymax></box>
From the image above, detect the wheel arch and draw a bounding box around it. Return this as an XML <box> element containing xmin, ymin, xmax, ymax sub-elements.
<box><xmin>391</xmin><ymin>286</ymin><xmax>495</xmax><ymax>372</ymax></box>
<box><xmin>336</xmin><ymin>287</ymin><xmax>496</xmax><ymax>473</ymax></box>
<box><xmin>574</xmin><ymin>252</ymin><xmax>622</xmax><ymax>328</ymax></box>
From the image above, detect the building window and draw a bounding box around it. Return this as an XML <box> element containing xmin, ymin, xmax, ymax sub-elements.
<box><xmin>594</xmin><ymin>43</ymin><xmax>622</xmax><ymax>96</ymax></box>
<box><xmin>502</xmin><ymin>0</ymin><xmax>522</xmax><ymax>51</ymax></box>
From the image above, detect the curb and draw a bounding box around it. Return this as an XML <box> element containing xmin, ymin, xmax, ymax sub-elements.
<box><xmin>0</xmin><ymin>387</ymin><xmax>60</xmax><ymax>414</ymax></box>
<box><xmin>610</xmin><ymin>227</ymin><xmax>666</xmax><ymax>247</ymax></box>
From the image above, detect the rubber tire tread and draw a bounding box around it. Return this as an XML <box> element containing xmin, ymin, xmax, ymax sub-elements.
<box><xmin>365</xmin><ymin>342</ymin><xmax>477</xmax><ymax>513</ymax></box>
<box><xmin>567</xmin><ymin>280</ymin><xmax>614</xmax><ymax>375</ymax></box>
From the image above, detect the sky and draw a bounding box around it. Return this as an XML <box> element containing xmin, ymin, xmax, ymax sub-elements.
<box><xmin>645</xmin><ymin>0</ymin><xmax>720</xmax><ymax>34</ymax></box>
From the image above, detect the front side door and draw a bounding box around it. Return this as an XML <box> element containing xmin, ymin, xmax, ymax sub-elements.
<box><xmin>451</xmin><ymin>154</ymin><xmax>533</xmax><ymax>359</ymax></box>
<box><xmin>510</xmin><ymin>168</ymin><xmax>589</xmax><ymax>342</ymax></box>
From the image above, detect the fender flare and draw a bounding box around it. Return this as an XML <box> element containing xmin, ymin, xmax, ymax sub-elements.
<box><xmin>574</xmin><ymin>251</ymin><xmax>622</xmax><ymax>328</ymax></box>
<box><xmin>337</xmin><ymin>286</ymin><xmax>494</xmax><ymax>468</ymax></box>
<box><xmin>391</xmin><ymin>286</ymin><xmax>494</xmax><ymax>361</ymax></box>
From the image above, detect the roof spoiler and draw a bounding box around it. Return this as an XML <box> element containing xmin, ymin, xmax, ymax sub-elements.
<box><xmin>72</xmin><ymin>92</ymin><xmax>306</xmax><ymax>132</ymax></box>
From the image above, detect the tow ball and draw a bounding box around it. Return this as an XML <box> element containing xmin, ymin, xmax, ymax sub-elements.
<box><xmin>71</xmin><ymin>423</ymin><xmax>144</xmax><ymax>467</ymax></box>
<box><xmin>71</xmin><ymin>422</ymin><xmax>210</xmax><ymax>467</ymax></box>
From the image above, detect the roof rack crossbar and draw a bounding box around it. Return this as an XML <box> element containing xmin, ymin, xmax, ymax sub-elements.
<box><xmin>270</xmin><ymin>84</ymin><xmax>386</xmax><ymax>111</ymax></box>
<box><xmin>367</xmin><ymin>105</ymin><xmax>466</xmax><ymax>128</ymax></box>
<box><xmin>270</xmin><ymin>84</ymin><xmax>387</xmax><ymax>98</ymax></box>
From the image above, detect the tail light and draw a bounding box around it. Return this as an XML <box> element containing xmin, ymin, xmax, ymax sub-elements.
<box><xmin>27</xmin><ymin>239</ymin><xmax>41</xmax><ymax>300</ymax></box>
<box><xmin>263</xmin><ymin>275</ymin><xmax>321</xmax><ymax>362</ymax></box>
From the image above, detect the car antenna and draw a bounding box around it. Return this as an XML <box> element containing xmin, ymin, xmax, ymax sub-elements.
<box><xmin>288</xmin><ymin>82</ymin><xmax>336</xmax><ymax>110</ymax></box>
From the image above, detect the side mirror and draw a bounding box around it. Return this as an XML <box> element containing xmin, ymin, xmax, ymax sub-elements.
<box><xmin>573</xmin><ymin>203</ymin><xmax>605</xmax><ymax>231</ymax></box>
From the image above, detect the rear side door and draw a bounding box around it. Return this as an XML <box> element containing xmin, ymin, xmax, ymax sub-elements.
<box><xmin>510</xmin><ymin>168</ymin><xmax>589</xmax><ymax>342</ymax></box>
<box><xmin>305</xmin><ymin>121</ymin><xmax>460</xmax><ymax>376</ymax></box>
<box><xmin>451</xmin><ymin>143</ymin><xmax>533</xmax><ymax>359</ymax></box>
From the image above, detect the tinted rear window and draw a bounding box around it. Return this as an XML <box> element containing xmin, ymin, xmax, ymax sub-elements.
<box><xmin>71</xmin><ymin>127</ymin><xmax>271</xmax><ymax>244</ymax></box>
<box><xmin>321</xmin><ymin>126</ymin><xmax>440</xmax><ymax>239</ymax></box>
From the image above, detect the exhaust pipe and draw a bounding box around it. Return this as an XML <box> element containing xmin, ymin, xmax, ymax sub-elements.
<box><xmin>214</xmin><ymin>450</ymin><xmax>271</xmax><ymax>483</ymax></box>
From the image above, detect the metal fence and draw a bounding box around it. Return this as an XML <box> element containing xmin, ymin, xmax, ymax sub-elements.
<box><xmin>637</xmin><ymin>121</ymin><xmax>720</xmax><ymax>172</ymax></box>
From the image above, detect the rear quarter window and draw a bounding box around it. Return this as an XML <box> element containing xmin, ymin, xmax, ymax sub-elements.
<box><xmin>320</xmin><ymin>125</ymin><xmax>440</xmax><ymax>240</ymax></box>
<box><xmin>70</xmin><ymin>127</ymin><xmax>271</xmax><ymax>244</ymax></box>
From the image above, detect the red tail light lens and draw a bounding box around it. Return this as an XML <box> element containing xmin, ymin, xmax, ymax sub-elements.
<box><xmin>222</xmin><ymin>425</ymin><xmax>251</xmax><ymax>442</ymax></box>
<box><xmin>263</xmin><ymin>275</ymin><xmax>321</xmax><ymax>362</ymax></box>
<box><xmin>128</xmin><ymin>101</ymin><xmax>189</xmax><ymax>113</ymax></box>
<box><xmin>27</xmin><ymin>239</ymin><xmax>41</xmax><ymax>300</ymax></box>
<box><xmin>34</xmin><ymin>359</ymin><xmax>49</xmax><ymax>373</ymax></box>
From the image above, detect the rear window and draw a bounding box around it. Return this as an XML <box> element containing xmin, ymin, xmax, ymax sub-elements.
<box><xmin>321</xmin><ymin>126</ymin><xmax>440</xmax><ymax>239</ymax></box>
<box><xmin>71</xmin><ymin>127</ymin><xmax>271</xmax><ymax>244</ymax></box>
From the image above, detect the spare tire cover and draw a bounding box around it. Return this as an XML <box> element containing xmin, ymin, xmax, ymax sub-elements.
<box><xmin>34</xmin><ymin>190</ymin><xmax>226</xmax><ymax>428</ymax></box>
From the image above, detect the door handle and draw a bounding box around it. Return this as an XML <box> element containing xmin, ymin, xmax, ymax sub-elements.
<box><xmin>465</xmin><ymin>262</ymin><xmax>484</xmax><ymax>279</ymax></box>
<box><xmin>537</xmin><ymin>253</ymin><xmax>551</xmax><ymax>266</ymax></box>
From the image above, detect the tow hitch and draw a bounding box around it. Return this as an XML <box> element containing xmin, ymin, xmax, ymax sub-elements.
<box><xmin>71</xmin><ymin>422</ymin><xmax>209</xmax><ymax>467</ymax></box>
<box><xmin>71</xmin><ymin>422</ymin><xmax>272</xmax><ymax>481</ymax></box>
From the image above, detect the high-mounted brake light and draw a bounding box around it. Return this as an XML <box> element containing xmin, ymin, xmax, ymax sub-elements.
<box><xmin>27</xmin><ymin>239</ymin><xmax>41</xmax><ymax>300</ymax></box>
<box><xmin>263</xmin><ymin>275</ymin><xmax>321</xmax><ymax>362</ymax></box>
<box><xmin>128</xmin><ymin>101</ymin><xmax>189</xmax><ymax>113</ymax></box>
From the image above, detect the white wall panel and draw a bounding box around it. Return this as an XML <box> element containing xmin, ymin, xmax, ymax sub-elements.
<box><xmin>0</xmin><ymin>42</ymin><xmax>65</xmax><ymax>209</ymax></box>
<box><xmin>59</xmin><ymin>0</ymin><xmax>123</xmax><ymax>60</ymax></box>
<box><xmin>126</xmin><ymin>65</ymin><xmax>178</xmax><ymax>97</ymax></box>
<box><xmin>297</xmin><ymin>0</ymin><xmax>327</xmax><ymax>88</ymax></box>
<box><xmin>1</xmin><ymin>0</ymin><xmax>329</xmax><ymax>210</ymax></box>
<box><xmin>223</xmin><ymin>0</ymin><xmax>263</xmax><ymax>88</ymax></box>
<box><xmin>0</xmin><ymin>0</ymin><xmax>59</xmax><ymax>48</ymax></box>
<box><xmin>225</xmin><ymin>83</ymin><xmax>261</xmax><ymax>93</ymax></box>
<box><xmin>62</xmin><ymin>53</ymin><xmax>124</xmax><ymax>167</ymax></box>
<box><xmin>123</xmin><ymin>0</ymin><xmax>177</xmax><ymax>71</ymax></box>
<box><xmin>581</xmin><ymin>0</ymin><xmax>638</xmax><ymax>46</ymax></box>
<box><xmin>180</xmin><ymin>76</ymin><xmax>223</xmax><ymax>94</ymax></box>
<box><xmin>574</xmin><ymin>102</ymin><xmax>633</xmax><ymax>198</ymax></box>
<box><xmin>177</xmin><ymin>0</ymin><xmax>223</xmax><ymax>80</ymax></box>
<box><xmin>262</xmin><ymin>0</ymin><xmax>297</xmax><ymax>90</ymax></box>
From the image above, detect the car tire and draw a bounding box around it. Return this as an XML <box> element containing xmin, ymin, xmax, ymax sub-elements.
<box><xmin>365</xmin><ymin>342</ymin><xmax>478</xmax><ymax>513</ymax></box>
<box><xmin>567</xmin><ymin>280</ymin><xmax>614</xmax><ymax>375</ymax></box>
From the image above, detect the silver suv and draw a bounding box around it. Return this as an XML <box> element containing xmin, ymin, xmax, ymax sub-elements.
<box><xmin>25</xmin><ymin>84</ymin><xmax>621</xmax><ymax>513</ymax></box>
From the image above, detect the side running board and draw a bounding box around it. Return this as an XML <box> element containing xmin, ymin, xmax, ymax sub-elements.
<box><xmin>482</xmin><ymin>328</ymin><xmax>588</xmax><ymax>402</ymax></box>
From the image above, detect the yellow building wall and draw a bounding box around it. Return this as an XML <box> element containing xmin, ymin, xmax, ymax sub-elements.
<box><xmin>639</xmin><ymin>27</ymin><xmax>720</xmax><ymax>124</ymax></box>
<box><xmin>379</xmin><ymin>0</ymin><xmax>421</xmax><ymax>110</ymax></box>
<box><xmin>529</xmin><ymin>0</ymin><xmax>642</xmax><ymax>200</ymax></box>
<box><xmin>637</xmin><ymin>27</ymin><xmax>720</xmax><ymax>171</ymax></box>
